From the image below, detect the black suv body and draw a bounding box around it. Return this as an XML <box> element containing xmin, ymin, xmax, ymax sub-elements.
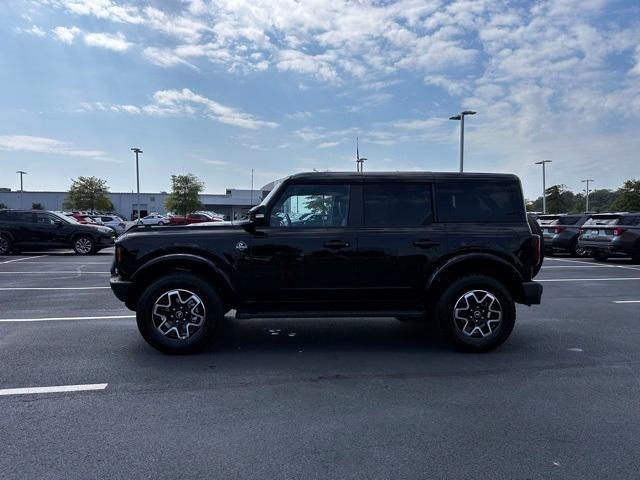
<box><xmin>537</xmin><ymin>213</ymin><xmax>591</xmax><ymax>256</ymax></box>
<box><xmin>110</xmin><ymin>172</ymin><xmax>543</xmax><ymax>353</ymax></box>
<box><xmin>577</xmin><ymin>213</ymin><xmax>639</xmax><ymax>261</ymax></box>
<box><xmin>611</xmin><ymin>215</ymin><xmax>640</xmax><ymax>262</ymax></box>
<box><xmin>0</xmin><ymin>209</ymin><xmax>116</xmax><ymax>255</ymax></box>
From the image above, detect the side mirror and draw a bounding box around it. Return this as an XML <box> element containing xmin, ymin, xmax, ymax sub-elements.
<box><xmin>248</xmin><ymin>205</ymin><xmax>267</xmax><ymax>226</ymax></box>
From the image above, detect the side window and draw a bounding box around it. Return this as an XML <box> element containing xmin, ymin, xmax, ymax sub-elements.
<box><xmin>35</xmin><ymin>213</ymin><xmax>57</xmax><ymax>225</ymax></box>
<box><xmin>436</xmin><ymin>181</ymin><xmax>524</xmax><ymax>223</ymax></box>
<box><xmin>364</xmin><ymin>183</ymin><xmax>433</xmax><ymax>227</ymax></box>
<box><xmin>269</xmin><ymin>184</ymin><xmax>350</xmax><ymax>228</ymax></box>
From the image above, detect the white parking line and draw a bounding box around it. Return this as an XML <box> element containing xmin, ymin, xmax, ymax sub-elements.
<box><xmin>0</xmin><ymin>271</ymin><xmax>109</xmax><ymax>275</ymax></box>
<box><xmin>8</xmin><ymin>261</ymin><xmax>112</xmax><ymax>265</ymax></box>
<box><xmin>545</xmin><ymin>257</ymin><xmax>640</xmax><ymax>271</ymax></box>
<box><xmin>0</xmin><ymin>315</ymin><xmax>135</xmax><ymax>322</ymax></box>
<box><xmin>613</xmin><ymin>300</ymin><xmax>640</xmax><ymax>304</ymax></box>
<box><xmin>539</xmin><ymin>277</ymin><xmax>640</xmax><ymax>282</ymax></box>
<box><xmin>0</xmin><ymin>383</ymin><xmax>108</xmax><ymax>396</ymax></box>
<box><xmin>0</xmin><ymin>287</ymin><xmax>110</xmax><ymax>291</ymax></box>
<box><xmin>0</xmin><ymin>255</ymin><xmax>48</xmax><ymax>264</ymax></box>
<box><xmin>541</xmin><ymin>265</ymin><xmax>609</xmax><ymax>269</ymax></box>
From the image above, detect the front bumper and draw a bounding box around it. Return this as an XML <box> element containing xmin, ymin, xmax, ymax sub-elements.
<box><xmin>97</xmin><ymin>234</ymin><xmax>116</xmax><ymax>247</ymax></box>
<box><xmin>521</xmin><ymin>281</ymin><xmax>543</xmax><ymax>305</ymax></box>
<box><xmin>110</xmin><ymin>275</ymin><xmax>132</xmax><ymax>304</ymax></box>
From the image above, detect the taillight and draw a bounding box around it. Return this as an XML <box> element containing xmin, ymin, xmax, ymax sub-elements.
<box><xmin>614</xmin><ymin>227</ymin><xmax>626</xmax><ymax>236</ymax></box>
<box><xmin>115</xmin><ymin>245</ymin><xmax>123</xmax><ymax>263</ymax></box>
<box><xmin>554</xmin><ymin>226</ymin><xmax>566</xmax><ymax>234</ymax></box>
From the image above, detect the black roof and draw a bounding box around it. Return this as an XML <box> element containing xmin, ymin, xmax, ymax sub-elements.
<box><xmin>287</xmin><ymin>171</ymin><xmax>520</xmax><ymax>182</ymax></box>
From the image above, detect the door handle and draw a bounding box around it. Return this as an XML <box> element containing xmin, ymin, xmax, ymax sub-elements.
<box><xmin>324</xmin><ymin>240</ymin><xmax>350</xmax><ymax>249</ymax></box>
<box><xmin>413</xmin><ymin>239</ymin><xmax>440</xmax><ymax>248</ymax></box>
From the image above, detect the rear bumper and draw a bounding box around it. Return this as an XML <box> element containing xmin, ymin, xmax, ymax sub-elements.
<box><xmin>110</xmin><ymin>275</ymin><xmax>132</xmax><ymax>304</ymax></box>
<box><xmin>521</xmin><ymin>281</ymin><xmax>543</xmax><ymax>305</ymax></box>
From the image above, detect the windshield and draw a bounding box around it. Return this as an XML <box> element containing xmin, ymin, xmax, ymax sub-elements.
<box><xmin>257</xmin><ymin>177</ymin><xmax>288</xmax><ymax>208</ymax></box>
<box><xmin>51</xmin><ymin>211</ymin><xmax>77</xmax><ymax>224</ymax></box>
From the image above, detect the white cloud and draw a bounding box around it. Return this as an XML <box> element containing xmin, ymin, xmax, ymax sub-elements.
<box><xmin>52</xmin><ymin>26</ymin><xmax>81</xmax><ymax>44</ymax></box>
<box><xmin>16</xmin><ymin>25</ymin><xmax>46</xmax><ymax>37</ymax></box>
<box><xmin>83</xmin><ymin>31</ymin><xmax>131</xmax><ymax>51</ymax></box>
<box><xmin>0</xmin><ymin>135</ymin><xmax>116</xmax><ymax>162</ymax></box>
<box><xmin>84</xmin><ymin>88</ymin><xmax>278</xmax><ymax>130</ymax></box>
<box><xmin>317</xmin><ymin>141</ymin><xmax>341</xmax><ymax>149</ymax></box>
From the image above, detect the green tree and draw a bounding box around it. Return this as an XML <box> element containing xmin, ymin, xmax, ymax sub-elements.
<box><xmin>545</xmin><ymin>184</ymin><xmax>573</xmax><ymax>214</ymax></box>
<box><xmin>31</xmin><ymin>202</ymin><xmax>44</xmax><ymax>210</ymax></box>
<box><xmin>587</xmin><ymin>189</ymin><xmax>618</xmax><ymax>212</ymax></box>
<box><xmin>64</xmin><ymin>176</ymin><xmax>113</xmax><ymax>213</ymax></box>
<box><xmin>611</xmin><ymin>179</ymin><xmax>640</xmax><ymax>211</ymax></box>
<box><xmin>165</xmin><ymin>174</ymin><xmax>204</xmax><ymax>217</ymax></box>
<box><xmin>304</xmin><ymin>195</ymin><xmax>333</xmax><ymax>215</ymax></box>
<box><xmin>0</xmin><ymin>203</ymin><xmax>7</xmax><ymax>209</ymax></box>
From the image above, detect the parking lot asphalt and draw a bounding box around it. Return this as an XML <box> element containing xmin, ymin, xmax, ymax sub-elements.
<box><xmin>1</xmin><ymin>250</ymin><xmax>640</xmax><ymax>479</ymax></box>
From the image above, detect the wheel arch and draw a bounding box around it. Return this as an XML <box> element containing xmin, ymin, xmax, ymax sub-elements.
<box><xmin>426</xmin><ymin>253</ymin><xmax>526</xmax><ymax>303</ymax></box>
<box><xmin>128</xmin><ymin>254</ymin><xmax>236</xmax><ymax>311</ymax></box>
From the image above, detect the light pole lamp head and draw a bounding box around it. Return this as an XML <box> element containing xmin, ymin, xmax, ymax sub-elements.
<box><xmin>449</xmin><ymin>115</ymin><xmax>462</xmax><ymax>121</ymax></box>
<box><xmin>131</xmin><ymin>147</ymin><xmax>143</xmax><ymax>154</ymax></box>
<box><xmin>461</xmin><ymin>110</ymin><xmax>476</xmax><ymax>116</ymax></box>
<box><xmin>535</xmin><ymin>160</ymin><xmax>552</xmax><ymax>165</ymax></box>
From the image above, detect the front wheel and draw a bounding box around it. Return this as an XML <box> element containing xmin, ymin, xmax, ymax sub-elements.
<box><xmin>136</xmin><ymin>273</ymin><xmax>222</xmax><ymax>354</ymax></box>
<box><xmin>157</xmin><ymin>221</ymin><xmax>165</xmax><ymax>226</ymax></box>
<box><xmin>436</xmin><ymin>275</ymin><xmax>516</xmax><ymax>352</ymax></box>
<box><xmin>72</xmin><ymin>235</ymin><xmax>95</xmax><ymax>255</ymax></box>
<box><xmin>0</xmin><ymin>235</ymin><xmax>12</xmax><ymax>255</ymax></box>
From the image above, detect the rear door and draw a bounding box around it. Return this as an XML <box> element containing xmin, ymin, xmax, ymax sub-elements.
<box><xmin>356</xmin><ymin>181</ymin><xmax>445</xmax><ymax>309</ymax></box>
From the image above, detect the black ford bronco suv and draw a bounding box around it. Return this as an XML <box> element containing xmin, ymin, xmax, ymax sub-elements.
<box><xmin>110</xmin><ymin>172</ymin><xmax>543</xmax><ymax>354</ymax></box>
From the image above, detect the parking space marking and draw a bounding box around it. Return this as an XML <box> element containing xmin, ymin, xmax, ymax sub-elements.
<box><xmin>0</xmin><ymin>315</ymin><xmax>135</xmax><ymax>322</ymax></box>
<box><xmin>0</xmin><ymin>255</ymin><xmax>48</xmax><ymax>264</ymax></box>
<box><xmin>0</xmin><ymin>286</ymin><xmax>110</xmax><ymax>291</ymax></box>
<box><xmin>545</xmin><ymin>257</ymin><xmax>640</xmax><ymax>271</ymax></box>
<box><xmin>0</xmin><ymin>271</ymin><xmax>109</xmax><ymax>275</ymax></box>
<box><xmin>0</xmin><ymin>383</ymin><xmax>108</xmax><ymax>396</ymax></box>
<box><xmin>613</xmin><ymin>300</ymin><xmax>640</xmax><ymax>304</ymax></box>
<box><xmin>9</xmin><ymin>261</ymin><xmax>112</xmax><ymax>265</ymax></box>
<box><xmin>539</xmin><ymin>277</ymin><xmax>640</xmax><ymax>282</ymax></box>
<box><xmin>541</xmin><ymin>265</ymin><xmax>609</xmax><ymax>269</ymax></box>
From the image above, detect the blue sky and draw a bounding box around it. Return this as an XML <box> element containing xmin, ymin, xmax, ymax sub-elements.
<box><xmin>1</xmin><ymin>0</ymin><xmax>639</xmax><ymax>199</ymax></box>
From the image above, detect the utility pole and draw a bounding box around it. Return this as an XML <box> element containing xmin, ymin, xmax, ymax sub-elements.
<box><xmin>131</xmin><ymin>148</ymin><xmax>143</xmax><ymax>222</ymax></box>
<box><xmin>250</xmin><ymin>168</ymin><xmax>254</xmax><ymax>205</ymax></box>
<box><xmin>449</xmin><ymin>111</ymin><xmax>476</xmax><ymax>172</ymax></box>
<box><xmin>535</xmin><ymin>160</ymin><xmax>552</xmax><ymax>214</ymax></box>
<box><xmin>16</xmin><ymin>171</ymin><xmax>26</xmax><ymax>209</ymax></box>
<box><xmin>582</xmin><ymin>179</ymin><xmax>594</xmax><ymax>212</ymax></box>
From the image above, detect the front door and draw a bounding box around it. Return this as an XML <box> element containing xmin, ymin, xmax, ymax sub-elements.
<box><xmin>356</xmin><ymin>182</ymin><xmax>445</xmax><ymax>310</ymax></box>
<box><xmin>32</xmin><ymin>212</ymin><xmax>68</xmax><ymax>247</ymax></box>
<box><xmin>243</xmin><ymin>182</ymin><xmax>357</xmax><ymax>312</ymax></box>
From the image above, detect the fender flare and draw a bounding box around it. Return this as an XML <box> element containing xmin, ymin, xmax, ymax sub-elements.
<box><xmin>131</xmin><ymin>253</ymin><xmax>236</xmax><ymax>298</ymax></box>
<box><xmin>426</xmin><ymin>252</ymin><xmax>524</xmax><ymax>292</ymax></box>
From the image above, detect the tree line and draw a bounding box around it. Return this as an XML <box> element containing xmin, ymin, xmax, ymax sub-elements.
<box><xmin>527</xmin><ymin>179</ymin><xmax>640</xmax><ymax>214</ymax></box>
<box><xmin>60</xmin><ymin>174</ymin><xmax>206</xmax><ymax>216</ymax></box>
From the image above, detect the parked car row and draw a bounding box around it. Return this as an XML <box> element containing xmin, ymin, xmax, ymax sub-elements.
<box><xmin>0</xmin><ymin>209</ymin><xmax>116</xmax><ymax>255</ymax></box>
<box><xmin>537</xmin><ymin>212</ymin><xmax>640</xmax><ymax>262</ymax></box>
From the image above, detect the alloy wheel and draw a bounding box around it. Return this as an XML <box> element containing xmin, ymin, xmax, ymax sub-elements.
<box><xmin>0</xmin><ymin>237</ymin><xmax>9</xmax><ymax>254</ymax></box>
<box><xmin>453</xmin><ymin>290</ymin><xmax>502</xmax><ymax>338</ymax></box>
<box><xmin>75</xmin><ymin>237</ymin><xmax>93</xmax><ymax>254</ymax></box>
<box><xmin>152</xmin><ymin>289</ymin><xmax>206</xmax><ymax>340</ymax></box>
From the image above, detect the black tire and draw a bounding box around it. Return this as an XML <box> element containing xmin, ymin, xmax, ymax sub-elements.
<box><xmin>158</xmin><ymin>221</ymin><xmax>165</xmax><ymax>226</ymax></box>
<box><xmin>571</xmin><ymin>243</ymin><xmax>589</xmax><ymax>258</ymax></box>
<box><xmin>72</xmin><ymin>235</ymin><xmax>95</xmax><ymax>255</ymax></box>
<box><xmin>0</xmin><ymin>235</ymin><xmax>12</xmax><ymax>255</ymax></box>
<box><xmin>436</xmin><ymin>274</ymin><xmax>516</xmax><ymax>353</ymax></box>
<box><xmin>527</xmin><ymin>215</ymin><xmax>544</xmax><ymax>276</ymax></box>
<box><xmin>136</xmin><ymin>273</ymin><xmax>222</xmax><ymax>354</ymax></box>
<box><xmin>593</xmin><ymin>250</ymin><xmax>608</xmax><ymax>262</ymax></box>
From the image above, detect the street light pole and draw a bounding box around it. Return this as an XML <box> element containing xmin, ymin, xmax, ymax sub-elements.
<box><xmin>449</xmin><ymin>111</ymin><xmax>476</xmax><ymax>172</ymax></box>
<box><xmin>582</xmin><ymin>179</ymin><xmax>594</xmax><ymax>212</ymax></box>
<box><xmin>250</xmin><ymin>168</ymin><xmax>254</xmax><ymax>205</ymax></box>
<box><xmin>16</xmin><ymin>171</ymin><xmax>27</xmax><ymax>209</ymax></box>
<box><xmin>131</xmin><ymin>148</ymin><xmax>143</xmax><ymax>222</ymax></box>
<box><xmin>534</xmin><ymin>160</ymin><xmax>552</xmax><ymax>214</ymax></box>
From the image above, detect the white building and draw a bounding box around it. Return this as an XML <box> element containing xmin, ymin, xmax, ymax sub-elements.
<box><xmin>0</xmin><ymin>188</ymin><xmax>269</xmax><ymax>221</ymax></box>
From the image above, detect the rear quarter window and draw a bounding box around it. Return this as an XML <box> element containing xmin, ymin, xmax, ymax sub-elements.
<box><xmin>435</xmin><ymin>180</ymin><xmax>525</xmax><ymax>223</ymax></box>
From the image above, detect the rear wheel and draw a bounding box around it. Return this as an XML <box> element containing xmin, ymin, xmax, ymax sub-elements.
<box><xmin>436</xmin><ymin>275</ymin><xmax>516</xmax><ymax>353</ymax></box>
<box><xmin>136</xmin><ymin>273</ymin><xmax>221</xmax><ymax>354</ymax></box>
<box><xmin>0</xmin><ymin>235</ymin><xmax>12</xmax><ymax>255</ymax></box>
<box><xmin>72</xmin><ymin>235</ymin><xmax>95</xmax><ymax>255</ymax></box>
<box><xmin>572</xmin><ymin>243</ymin><xmax>589</xmax><ymax>257</ymax></box>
